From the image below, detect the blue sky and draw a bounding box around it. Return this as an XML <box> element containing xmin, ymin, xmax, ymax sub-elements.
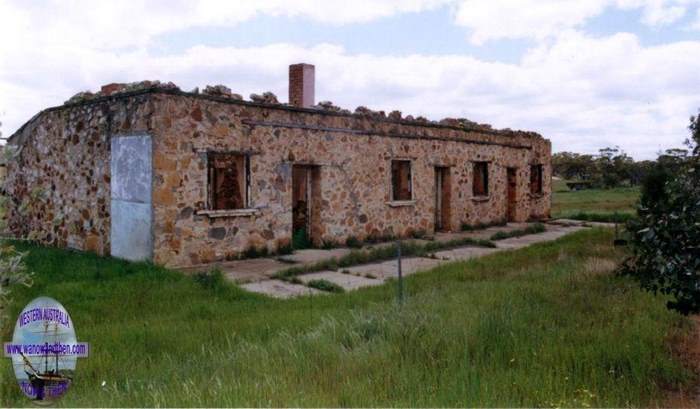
<box><xmin>1</xmin><ymin>0</ymin><xmax>700</xmax><ymax>159</ymax></box>
<box><xmin>153</xmin><ymin>8</ymin><xmax>532</xmax><ymax>62</ymax></box>
<box><xmin>154</xmin><ymin>6</ymin><xmax>699</xmax><ymax>61</ymax></box>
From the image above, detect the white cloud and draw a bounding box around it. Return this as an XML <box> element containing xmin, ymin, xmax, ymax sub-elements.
<box><xmin>0</xmin><ymin>0</ymin><xmax>450</xmax><ymax>53</ymax></box>
<box><xmin>617</xmin><ymin>0</ymin><xmax>696</xmax><ymax>26</ymax></box>
<box><xmin>454</xmin><ymin>0</ymin><xmax>700</xmax><ymax>43</ymax></box>
<box><xmin>454</xmin><ymin>0</ymin><xmax>608</xmax><ymax>44</ymax></box>
<box><xmin>3</xmin><ymin>34</ymin><xmax>699</xmax><ymax>159</ymax></box>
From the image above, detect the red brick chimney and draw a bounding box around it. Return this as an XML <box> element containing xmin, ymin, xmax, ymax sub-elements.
<box><xmin>289</xmin><ymin>63</ymin><xmax>315</xmax><ymax>108</ymax></box>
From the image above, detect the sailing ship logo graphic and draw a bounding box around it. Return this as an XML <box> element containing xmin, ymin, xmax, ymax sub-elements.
<box><xmin>4</xmin><ymin>297</ymin><xmax>89</xmax><ymax>404</ymax></box>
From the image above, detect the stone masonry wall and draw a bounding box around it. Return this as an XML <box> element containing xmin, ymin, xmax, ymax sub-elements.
<box><xmin>5</xmin><ymin>94</ymin><xmax>156</xmax><ymax>255</ymax></box>
<box><xmin>148</xmin><ymin>92</ymin><xmax>551</xmax><ymax>267</ymax></box>
<box><xmin>6</xmin><ymin>90</ymin><xmax>550</xmax><ymax>268</ymax></box>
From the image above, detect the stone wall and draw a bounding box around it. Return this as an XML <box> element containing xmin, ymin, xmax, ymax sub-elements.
<box><xmin>5</xmin><ymin>93</ymin><xmax>156</xmax><ymax>255</ymax></box>
<box><xmin>6</xmin><ymin>89</ymin><xmax>551</xmax><ymax>268</ymax></box>
<box><xmin>148</xmin><ymin>92</ymin><xmax>551</xmax><ymax>267</ymax></box>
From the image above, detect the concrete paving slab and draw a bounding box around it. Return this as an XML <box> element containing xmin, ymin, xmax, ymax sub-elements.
<box><xmin>361</xmin><ymin>238</ymin><xmax>431</xmax><ymax>251</ymax></box>
<box><xmin>297</xmin><ymin>271</ymin><xmax>383</xmax><ymax>290</ymax></box>
<box><xmin>277</xmin><ymin>248</ymin><xmax>352</xmax><ymax>265</ymax></box>
<box><xmin>432</xmin><ymin>246</ymin><xmax>499</xmax><ymax>261</ymax></box>
<box><xmin>549</xmin><ymin>219</ymin><xmax>587</xmax><ymax>227</ymax></box>
<box><xmin>434</xmin><ymin>222</ymin><xmax>531</xmax><ymax>241</ymax></box>
<box><xmin>552</xmin><ymin>219</ymin><xmax>617</xmax><ymax>228</ymax></box>
<box><xmin>183</xmin><ymin>221</ymin><xmax>593</xmax><ymax>294</ymax></box>
<box><xmin>343</xmin><ymin>257</ymin><xmax>444</xmax><ymax>281</ymax></box>
<box><xmin>240</xmin><ymin>279</ymin><xmax>322</xmax><ymax>298</ymax></box>
<box><xmin>216</xmin><ymin>258</ymin><xmax>290</xmax><ymax>283</ymax></box>
<box><xmin>495</xmin><ymin>226</ymin><xmax>584</xmax><ymax>249</ymax></box>
<box><xmin>275</xmin><ymin>239</ymin><xmax>430</xmax><ymax>267</ymax></box>
<box><xmin>384</xmin><ymin>257</ymin><xmax>446</xmax><ymax>277</ymax></box>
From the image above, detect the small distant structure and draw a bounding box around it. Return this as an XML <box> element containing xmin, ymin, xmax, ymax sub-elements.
<box><xmin>566</xmin><ymin>181</ymin><xmax>592</xmax><ymax>191</ymax></box>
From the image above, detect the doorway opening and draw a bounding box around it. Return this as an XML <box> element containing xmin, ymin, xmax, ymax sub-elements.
<box><xmin>292</xmin><ymin>165</ymin><xmax>321</xmax><ymax>249</ymax></box>
<box><xmin>506</xmin><ymin>167</ymin><xmax>517</xmax><ymax>222</ymax></box>
<box><xmin>434</xmin><ymin>166</ymin><xmax>451</xmax><ymax>232</ymax></box>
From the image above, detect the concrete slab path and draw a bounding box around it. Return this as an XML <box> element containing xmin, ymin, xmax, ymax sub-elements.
<box><xmin>240</xmin><ymin>279</ymin><xmax>323</xmax><ymax>298</ymax></box>
<box><xmin>181</xmin><ymin>257</ymin><xmax>289</xmax><ymax>284</ymax></box>
<box><xmin>341</xmin><ymin>257</ymin><xmax>446</xmax><ymax>281</ymax></box>
<box><xmin>432</xmin><ymin>246</ymin><xmax>500</xmax><ymax>261</ymax></box>
<box><xmin>297</xmin><ymin>271</ymin><xmax>383</xmax><ymax>290</ymax></box>
<box><xmin>549</xmin><ymin>219</ymin><xmax>618</xmax><ymax>228</ymax></box>
<box><xmin>178</xmin><ymin>220</ymin><xmax>609</xmax><ymax>298</ymax></box>
<box><xmin>278</xmin><ymin>248</ymin><xmax>352</xmax><ymax>264</ymax></box>
<box><xmin>434</xmin><ymin>223</ymin><xmax>530</xmax><ymax>242</ymax></box>
<box><xmin>493</xmin><ymin>225</ymin><xmax>584</xmax><ymax>250</ymax></box>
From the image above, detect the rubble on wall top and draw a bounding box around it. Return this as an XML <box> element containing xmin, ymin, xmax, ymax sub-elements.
<box><xmin>200</xmin><ymin>85</ymin><xmax>243</xmax><ymax>100</ymax></box>
<box><xmin>61</xmin><ymin>81</ymin><xmax>543</xmax><ymax>139</ymax></box>
<box><xmin>64</xmin><ymin>80</ymin><xmax>180</xmax><ymax>104</ymax></box>
<box><xmin>249</xmin><ymin>92</ymin><xmax>279</xmax><ymax>104</ymax></box>
<box><xmin>313</xmin><ymin>101</ymin><xmax>351</xmax><ymax>114</ymax></box>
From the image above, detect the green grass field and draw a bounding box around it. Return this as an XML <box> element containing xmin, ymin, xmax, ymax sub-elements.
<box><xmin>0</xmin><ymin>229</ymin><xmax>691</xmax><ymax>407</ymax></box>
<box><xmin>552</xmin><ymin>179</ymin><xmax>640</xmax><ymax>220</ymax></box>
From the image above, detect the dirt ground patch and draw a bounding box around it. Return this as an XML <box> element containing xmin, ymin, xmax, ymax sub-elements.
<box><xmin>663</xmin><ymin>315</ymin><xmax>700</xmax><ymax>408</ymax></box>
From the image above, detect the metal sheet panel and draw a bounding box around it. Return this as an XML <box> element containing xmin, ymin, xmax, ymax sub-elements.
<box><xmin>111</xmin><ymin>135</ymin><xmax>151</xmax><ymax>203</ymax></box>
<box><xmin>110</xmin><ymin>134</ymin><xmax>153</xmax><ymax>261</ymax></box>
<box><xmin>110</xmin><ymin>200</ymin><xmax>152</xmax><ymax>261</ymax></box>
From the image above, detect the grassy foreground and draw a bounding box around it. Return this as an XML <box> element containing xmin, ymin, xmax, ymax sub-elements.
<box><xmin>552</xmin><ymin>179</ymin><xmax>640</xmax><ymax>219</ymax></box>
<box><xmin>0</xmin><ymin>229</ymin><xmax>692</xmax><ymax>407</ymax></box>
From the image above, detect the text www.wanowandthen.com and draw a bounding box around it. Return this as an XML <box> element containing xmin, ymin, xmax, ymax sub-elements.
<box><xmin>3</xmin><ymin>342</ymin><xmax>89</xmax><ymax>357</ymax></box>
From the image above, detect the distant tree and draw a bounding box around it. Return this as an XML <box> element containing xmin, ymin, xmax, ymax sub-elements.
<box><xmin>592</xmin><ymin>146</ymin><xmax>635</xmax><ymax>188</ymax></box>
<box><xmin>689</xmin><ymin>112</ymin><xmax>700</xmax><ymax>156</ymax></box>
<box><xmin>628</xmin><ymin>160</ymin><xmax>654</xmax><ymax>186</ymax></box>
<box><xmin>552</xmin><ymin>152</ymin><xmax>596</xmax><ymax>181</ymax></box>
<box><xmin>623</xmin><ymin>111</ymin><xmax>700</xmax><ymax>314</ymax></box>
<box><xmin>657</xmin><ymin>148</ymin><xmax>689</xmax><ymax>171</ymax></box>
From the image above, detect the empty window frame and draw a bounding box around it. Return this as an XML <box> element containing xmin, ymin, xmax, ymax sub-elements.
<box><xmin>472</xmin><ymin>162</ymin><xmax>489</xmax><ymax>196</ymax></box>
<box><xmin>207</xmin><ymin>152</ymin><xmax>250</xmax><ymax>210</ymax></box>
<box><xmin>530</xmin><ymin>164</ymin><xmax>543</xmax><ymax>194</ymax></box>
<box><xmin>391</xmin><ymin>160</ymin><xmax>413</xmax><ymax>201</ymax></box>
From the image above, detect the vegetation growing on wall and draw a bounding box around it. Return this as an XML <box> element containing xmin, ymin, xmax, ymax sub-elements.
<box><xmin>0</xmin><ymin>120</ymin><xmax>31</xmax><ymax>330</ymax></box>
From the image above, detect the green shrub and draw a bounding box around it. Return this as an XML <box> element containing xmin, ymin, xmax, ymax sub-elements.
<box><xmin>282</xmin><ymin>276</ymin><xmax>302</xmax><ymax>284</ymax></box>
<box><xmin>243</xmin><ymin>245</ymin><xmax>269</xmax><ymax>259</ymax></box>
<box><xmin>277</xmin><ymin>242</ymin><xmax>293</xmax><ymax>255</ymax></box>
<box><xmin>490</xmin><ymin>231</ymin><xmax>509</xmax><ymax>240</ymax></box>
<box><xmin>411</xmin><ymin>229</ymin><xmax>428</xmax><ymax>239</ymax></box>
<box><xmin>320</xmin><ymin>239</ymin><xmax>338</xmax><ymax>250</ymax></box>
<box><xmin>490</xmin><ymin>223</ymin><xmax>546</xmax><ymax>241</ymax></box>
<box><xmin>365</xmin><ymin>233</ymin><xmax>396</xmax><ymax>244</ymax></box>
<box><xmin>0</xmin><ymin>243</ymin><xmax>31</xmax><ymax>330</ymax></box>
<box><xmin>461</xmin><ymin>220</ymin><xmax>507</xmax><ymax>231</ymax></box>
<box><xmin>623</xmin><ymin>112</ymin><xmax>700</xmax><ymax>314</ymax></box>
<box><xmin>193</xmin><ymin>269</ymin><xmax>225</xmax><ymax>290</ymax></box>
<box><xmin>307</xmin><ymin>279</ymin><xmax>345</xmax><ymax>293</ymax></box>
<box><xmin>345</xmin><ymin>236</ymin><xmax>363</xmax><ymax>248</ymax></box>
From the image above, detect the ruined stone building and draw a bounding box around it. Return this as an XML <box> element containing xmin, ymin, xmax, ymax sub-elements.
<box><xmin>5</xmin><ymin>64</ymin><xmax>551</xmax><ymax>268</ymax></box>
